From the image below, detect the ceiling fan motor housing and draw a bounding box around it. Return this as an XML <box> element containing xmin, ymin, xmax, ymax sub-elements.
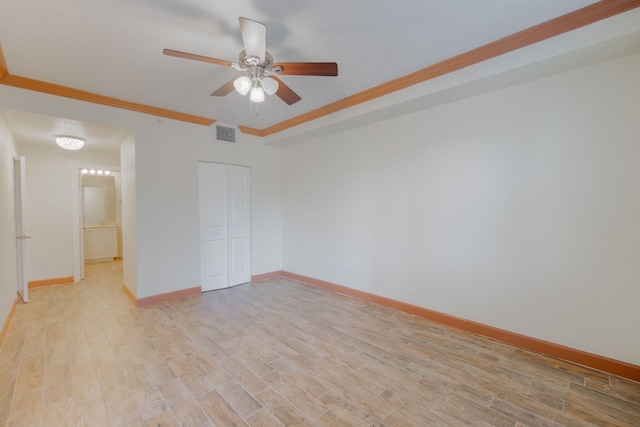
<box><xmin>239</xmin><ymin>51</ymin><xmax>275</xmax><ymax>72</ymax></box>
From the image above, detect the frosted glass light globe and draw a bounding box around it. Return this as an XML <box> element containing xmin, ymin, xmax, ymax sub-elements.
<box><xmin>233</xmin><ymin>76</ymin><xmax>252</xmax><ymax>95</ymax></box>
<box><xmin>250</xmin><ymin>86</ymin><xmax>265</xmax><ymax>103</ymax></box>
<box><xmin>261</xmin><ymin>77</ymin><xmax>279</xmax><ymax>96</ymax></box>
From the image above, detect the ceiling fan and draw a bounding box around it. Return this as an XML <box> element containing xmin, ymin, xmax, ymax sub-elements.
<box><xmin>163</xmin><ymin>17</ymin><xmax>338</xmax><ymax>106</ymax></box>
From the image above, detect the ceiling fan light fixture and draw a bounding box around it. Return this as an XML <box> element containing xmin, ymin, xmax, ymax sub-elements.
<box><xmin>166</xmin><ymin>17</ymin><xmax>337</xmax><ymax>110</ymax></box>
<box><xmin>250</xmin><ymin>85</ymin><xmax>265</xmax><ymax>103</ymax></box>
<box><xmin>55</xmin><ymin>136</ymin><xmax>85</xmax><ymax>150</ymax></box>
<box><xmin>261</xmin><ymin>77</ymin><xmax>279</xmax><ymax>96</ymax></box>
<box><xmin>233</xmin><ymin>76</ymin><xmax>252</xmax><ymax>95</ymax></box>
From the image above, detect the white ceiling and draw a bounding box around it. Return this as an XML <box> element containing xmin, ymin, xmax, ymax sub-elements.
<box><xmin>0</xmin><ymin>109</ymin><xmax>132</xmax><ymax>154</ymax></box>
<box><xmin>1</xmin><ymin>0</ymin><xmax>637</xmax><ymax>152</ymax></box>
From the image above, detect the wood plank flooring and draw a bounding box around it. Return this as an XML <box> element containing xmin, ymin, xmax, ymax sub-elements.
<box><xmin>0</xmin><ymin>260</ymin><xmax>638</xmax><ymax>426</ymax></box>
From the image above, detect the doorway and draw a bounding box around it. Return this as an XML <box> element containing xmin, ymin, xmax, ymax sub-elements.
<box><xmin>198</xmin><ymin>162</ymin><xmax>251</xmax><ymax>291</ymax></box>
<box><xmin>72</xmin><ymin>166</ymin><xmax>122</xmax><ymax>281</ymax></box>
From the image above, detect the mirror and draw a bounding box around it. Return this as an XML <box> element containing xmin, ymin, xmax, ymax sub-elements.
<box><xmin>82</xmin><ymin>174</ymin><xmax>116</xmax><ymax>226</ymax></box>
<box><xmin>84</xmin><ymin>186</ymin><xmax>107</xmax><ymax>224</ymax></box>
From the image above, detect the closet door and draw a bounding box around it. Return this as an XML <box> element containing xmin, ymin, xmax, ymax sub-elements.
<box><xmin>198</xmin><ymin>162</ymin><xmax>250</xmax><ymax>291</ymax></box>
<box><xmin>199</xmin><ymin>163</ymin><xmax>229</xmax><ymax>291</ymax></box>
<box><xmin>227</xmin><ymin>165</ymin><xmax>251</xmax><ymax>286</ymax></box>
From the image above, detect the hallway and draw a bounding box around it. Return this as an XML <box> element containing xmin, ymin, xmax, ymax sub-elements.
<box><xmin>0</xmin><ymin>261</ymin><xmax>638</xmax><ymax>426</ymax></box>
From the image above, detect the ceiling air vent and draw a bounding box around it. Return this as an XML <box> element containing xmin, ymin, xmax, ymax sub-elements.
<box><xmin>216</xmin><ymin>125</ymin><xmax>236</xmax><ymax>143</ymax></box>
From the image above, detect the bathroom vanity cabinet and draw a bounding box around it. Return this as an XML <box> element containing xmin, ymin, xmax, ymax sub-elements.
<box><xmin>84</xmin><ymin>225</ymin><xmax>118</xmax><ymax>261</ymax></box>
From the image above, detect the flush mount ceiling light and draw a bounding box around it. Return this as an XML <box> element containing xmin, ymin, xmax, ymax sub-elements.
<box><xmin>55</xmin><ymin>136</ymin><xmax>85</xmax><ymax>150</ymax></box>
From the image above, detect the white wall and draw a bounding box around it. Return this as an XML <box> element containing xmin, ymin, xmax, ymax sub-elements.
<box><xmin>282</xmin><ymin>53</ymin><xmax>640</xmax><ymax>365</ymax></box>
<box><xmin>0</xmin><ymin>86</ymin><xmax>283</xmax><ymax>301</ymax></box>
<box><xmin>18</xmin><ymin>144</ymin><xmax>120</xmax><ymax>281</ymax></box>
<box><xmin>0</xmin><ymin>114</ymin><xmax>18</xmax><ymax>332</ymax></box>
<box><xmin>132</xmin><ymin>121</ymin><xmax>282</xmax><ymax>298</ymax></box>
<box><xmin>121</xmin><ymin>133</ymin><xmax>137</xmax><ymax>294</ymax></box>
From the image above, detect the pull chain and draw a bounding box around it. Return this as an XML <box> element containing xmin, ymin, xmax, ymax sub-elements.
<box><xmin>249</xmin><ymin>101</ymin><xmax>259</xmax><ymax>118</ymax></box>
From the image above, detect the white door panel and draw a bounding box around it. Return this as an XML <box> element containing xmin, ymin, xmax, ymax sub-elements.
<box><xmin>205</xmin><ymin>239</ymin><xmax>226</xmax><ymax>277</ymax></box>
<box><xmin>199</xmin><ymin>162</ymin><xmax>250</xmax><ymax>291</ymax></box>
<box><xmin>199</xmin><ymin>163</ymin><xmax>228</xmax><ymax>291</ymax></box>
<box><xmin>204</xmin><ymin>169</ymin><xmax>226</xmax><ymax>228</ymax></box>
<box><xmin>228</xmin><ymin>165</ymin><xmax>250</xmax><ymax>286</ymax></box>
<box><xmin>14</xmin><ymin>157</ymin><xmax>28</xmax><ymax>303</ymax></box>
<box><xmin>230</xmin><ymin>238</ymin><xmax>246</xmax><ymax>273</ymax></box>
<box><xmin>229</xmin><ymin>169</ymin><xmax>246</xmax><ymax>226</ymax></box>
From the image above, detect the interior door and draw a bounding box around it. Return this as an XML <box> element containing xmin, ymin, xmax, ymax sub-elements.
<box><xmin>199</xmin><ymin>162</ymin><xmax>229</xmax><ymax>291</ymax></box>
<box><xmin>228</xmin><ymin>165</ymin><xmax>251</xmax><ymax>286</ymax></box>
<box><xmin>14</xmin><ymin>156</ymin><xmax>28</xmax><ymax>303</ymax></box>
<box><xmin>198</xmin><ymin>162</ymin><xmax>251</xmax><ymax>291</ymax></box>
<box><xmin>79</xmin><ymin>170</ymin><xmax>85</xmax><ymax>280</ymax></box>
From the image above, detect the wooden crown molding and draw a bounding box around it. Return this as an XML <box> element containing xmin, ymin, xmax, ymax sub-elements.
<box><xmin>3</xmin><ymin>1</ymin><xmax>639</xmax><ymax>132</ymax></box>
<box><xmin>238</xmin><ymin>0</ymin><xmax>640</xmax><ymax>136</ymax></box>
<box><xmin>0</xmin><ymin>42</ymin><xmax>215</xmax><ymax>126</ymax></box>
<box><xmin>0</xmin><ymin>44</ymin><xmax>9</xmax><ymax>80</ymax></box>
<box><xmin>237</xmin><ymin>126</ymin><xmax>264</xmax><ymax>137</ymax></box>
<box><xmin>0</xmin><ymin>75</ymin><xmax>215</xmax><ymax>126</ymax></box>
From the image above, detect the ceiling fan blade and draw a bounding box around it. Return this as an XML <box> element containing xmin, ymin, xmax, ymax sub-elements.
<box><xmin>210</xmin><ymin>79</ymin><xmax>237</xmax><ymax>97</ymax></box>
<box><xmin>163</xmin><ymin>48</ymin><xmax>232</xmax><ymax>67</ymax></box>
<box><xmin>239</xmin><ymin>17</ymin><xmax>266</xmax><ymax>61</ymax></box>
<box><xmin>274</xmin><ymin>62</ymin><xmax>338</xmax><ymax>76</ymax></box>
<box><xmin>270</xmin><ymin>76</ymin><xmax>301</xmax><ymax>105</ymax></box>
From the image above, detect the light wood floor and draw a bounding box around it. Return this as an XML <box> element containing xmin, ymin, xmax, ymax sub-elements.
<box><xmin>1</xmin><ymin>261</ymin><xmax>638</xmax><ymax>426</ymax></box>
